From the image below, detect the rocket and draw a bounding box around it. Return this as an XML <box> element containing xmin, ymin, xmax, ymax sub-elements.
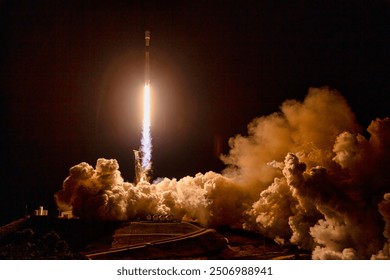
<box><xmin>145</xmin><ymin>30</ymin><xmax>150</xmax><ymax>85</ymax></box>
<box><xmin>133</xmin><ymin>30</ymin><xmax>152</xmax><ymax>185</ymax></box>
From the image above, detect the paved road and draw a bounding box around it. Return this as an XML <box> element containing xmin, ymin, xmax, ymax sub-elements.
<box><xmin>85</xmin><ymin>223</ymin><xmax>225</xmax><ymax>259</ymax></box>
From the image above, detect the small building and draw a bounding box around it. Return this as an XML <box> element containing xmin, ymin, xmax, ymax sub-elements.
<box><xmin>34</xmin><ymin>206</ymin><xmax>48</xmax><ymax>216</ymax></box>
<box><xmin>58</xmin><ymin>210</ymin><xmax>74</xmax><ymax>219</ymax></box>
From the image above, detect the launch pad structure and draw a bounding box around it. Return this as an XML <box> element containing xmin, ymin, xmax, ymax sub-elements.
<box><xmin>133</xmin><ymin>149</ymin><xmax>148</xmax><ymax>184</ymax></box>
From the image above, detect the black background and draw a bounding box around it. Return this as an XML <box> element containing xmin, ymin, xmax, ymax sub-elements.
<box><xmin>1</xmin><ymin>0</ymin><xmax>389</xmax><ymax>225</ymax></box>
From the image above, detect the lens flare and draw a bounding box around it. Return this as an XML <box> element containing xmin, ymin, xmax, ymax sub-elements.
<box><xmin>141</xmin><ymin>83</ymin><xmax>152</xmax><ymax>178</ymax></box>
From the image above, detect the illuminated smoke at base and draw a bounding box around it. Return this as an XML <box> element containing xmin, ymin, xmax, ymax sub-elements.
<box><xmin>55</xmin><ymin>87</ymin><xmax>390</xmax><ymax>259</ymax></box>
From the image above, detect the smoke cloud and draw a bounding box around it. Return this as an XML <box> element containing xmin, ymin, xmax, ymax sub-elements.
<box><xmin>55</xmin><ymin>87</ymin><xmax>390</xmax><ymax>259</ymax></box>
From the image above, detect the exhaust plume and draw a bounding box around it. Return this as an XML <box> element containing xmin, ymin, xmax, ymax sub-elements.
<box><xmin>55</xmin><ymin>87</ymin><xmax>390</xmax><ymax>259</ymax></box>
<box><xmin>140</xmin><ymin>84</ymin><xmax>152</xmax><ymax>178</ymax></box>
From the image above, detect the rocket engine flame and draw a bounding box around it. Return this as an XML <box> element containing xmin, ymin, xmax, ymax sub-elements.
<box><xmin>141</xmin><ymin>83</ymin><xmax>152</xmax><ymax>179</ymax></box>
<box><xmin>135</xmin><ymin>30</ymin><xmax>153</xmax><ymax>182</ymax></box>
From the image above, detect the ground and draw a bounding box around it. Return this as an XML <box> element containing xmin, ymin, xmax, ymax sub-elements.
<box><xmin>0</xmin><ymin>217</ymin><xmax>310</xmax><ymax>259</ymax></box>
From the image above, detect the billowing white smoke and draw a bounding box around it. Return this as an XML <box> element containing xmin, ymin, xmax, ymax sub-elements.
<box><xmin>372</xmin><ymin>193</ymin><xmax>390</xmax><ymax>259</ymax></box>
<box><xmin>55</xmin><ymin>161</ymin><xmax>244</xmax><ymax>227</ymax></box>
<box><xmin>55</xmin><ymin>87</ymin><xmax>390</xmax><ymax>259</ymax></box>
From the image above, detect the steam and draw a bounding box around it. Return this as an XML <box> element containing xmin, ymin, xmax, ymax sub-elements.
<box><xmin>55</xmin><ymin>87</ymin><xmax>389</xmax><ymax>259</ymax></box>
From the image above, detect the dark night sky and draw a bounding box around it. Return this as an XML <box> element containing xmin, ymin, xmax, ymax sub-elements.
<box><xmin>0</xmin><ymin>0</ymin><xmax>389</xmax><ymax>225</ymax></box>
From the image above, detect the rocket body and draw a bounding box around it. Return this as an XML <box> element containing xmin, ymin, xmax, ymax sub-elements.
<box><xmin>145</xmin><ymin>30</ymin><xmax>150</xmax><ymax>85</ymax></box>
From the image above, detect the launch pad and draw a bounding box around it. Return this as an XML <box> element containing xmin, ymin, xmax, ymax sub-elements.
<box><xmin>133</xmin><ymin>149</ymin><xmax>149</xmax><ymax>184</ymax></box>
<box><xmin>85</xmin><ymin>221</ymin><xmax>228</xmax><ymax>259</ymax></box>
<box><xmin>0</xmin><ymin>216</ymin><xmax>310</xmax><ymax>259</ymax></box>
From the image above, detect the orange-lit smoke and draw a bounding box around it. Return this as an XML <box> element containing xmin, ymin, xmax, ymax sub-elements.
<box><xmin>55</xmin><ymin>87</ymin><xmax>390</xmax><ymax>259</ymax></box>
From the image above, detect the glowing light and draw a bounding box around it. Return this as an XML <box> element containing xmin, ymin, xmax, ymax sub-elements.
<box><xmin>141</xmin><ymin>83</ymin><xmax>152</xmax><ymax>178</ymax></box>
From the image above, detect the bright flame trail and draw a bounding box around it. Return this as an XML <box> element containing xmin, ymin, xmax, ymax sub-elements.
<box><xmin>134</xmin><ymin>30</ymin><xmax>153</xmax><ymax>183</ymax></box>
<box><xmin>141</xmin><ymin>83</ymin><xmax>152</xmax><ymax>177</ymax></box>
